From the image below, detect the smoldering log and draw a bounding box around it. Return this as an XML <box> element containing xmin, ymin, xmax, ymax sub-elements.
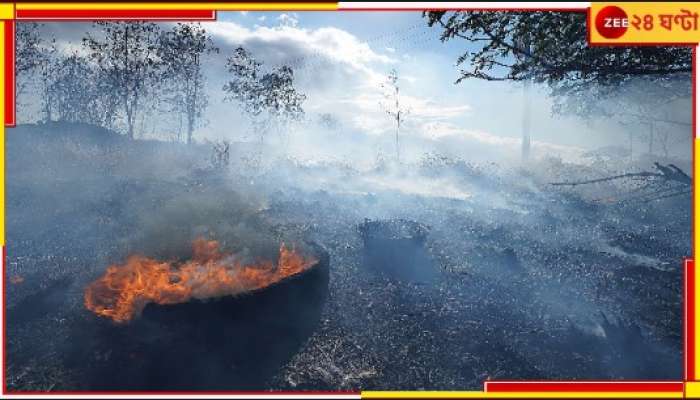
<box><xmin>64</xmin><ymin>243</ymin><xmax>329</xmax><ymax>391</ymax></box>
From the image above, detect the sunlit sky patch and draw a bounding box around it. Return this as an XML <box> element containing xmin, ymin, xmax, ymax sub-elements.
<box><xmin>21</xmin><ymin>12</ymin><xmax>691</xmax><ymax>161</ymax></box>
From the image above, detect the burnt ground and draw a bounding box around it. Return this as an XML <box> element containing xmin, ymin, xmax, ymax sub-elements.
<box><xmin>5</xmin><ymin>122</ymin><xmax>688</xmax><ymax>391</ymax></box>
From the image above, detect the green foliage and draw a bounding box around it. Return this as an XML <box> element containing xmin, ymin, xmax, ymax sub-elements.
<box><xmin>223</xmin><ymin>47</ymin><xmax>306</xmax><ymax>121</ymax></box>
<box><xmin>158</xmin><ymin>23</ymin><xmax>218</xmax><ymax>144</ymax></box>
<box><xmin>49</xmin><ymin>52</ymin><xmax>118</xmax><ymax>127</ymax></box>
<box><xmin>424</xmin><ymin>11</ymin><xmax>691</xmax><ymax>90</ymax></box>
<box><xmin>16</xmin><ymin>22</ymin><xmax>44</xmax><ymax>74</ymax></box>
<box><xmin>82</xmin><ymin>22</ymin><xmax>163</xmax><ymax>139</ymax></box>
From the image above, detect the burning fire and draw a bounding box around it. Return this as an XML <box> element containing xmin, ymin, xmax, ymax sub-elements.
<box><xmin>84</xmin><ymin>237</ymin><xmax>316</xmax><ymax>323</ymax></box>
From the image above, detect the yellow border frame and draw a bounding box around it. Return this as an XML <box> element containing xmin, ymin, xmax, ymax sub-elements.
<box><xmin>15</xmin><ymin>3</ymin><xmax>338</xmax><ymax>11</ymax></box>
<box><xmin>0</xmin><ymin>18</ymin><xmax>5</xmax><ymax>248</ymax></box>
<box><xmin>362</xmin><ymin>391</ymin><xmax>683</xmax><ymax>398</ymax></box>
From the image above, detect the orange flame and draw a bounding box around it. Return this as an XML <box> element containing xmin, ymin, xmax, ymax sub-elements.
<box><xmin>84</xmin><ymin>237</ymin><xmax>316</xmax><ymax>323</ymax></box>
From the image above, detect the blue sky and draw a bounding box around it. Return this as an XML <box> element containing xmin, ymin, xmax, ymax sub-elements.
<box><xmin>210</xmin><ymin>11</ymin><xmax>622</xmax><ymax>157</ymax></box>
<box><xmin>26</xmin><ymin>12</ymin><xmax>690</xmax><ymax>163</ymax></box>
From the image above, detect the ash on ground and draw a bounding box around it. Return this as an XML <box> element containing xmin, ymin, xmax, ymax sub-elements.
<box><xmin>6</xmin><ymin>123</ymin><xmax>686</xmax><ymax>391</ymax></box>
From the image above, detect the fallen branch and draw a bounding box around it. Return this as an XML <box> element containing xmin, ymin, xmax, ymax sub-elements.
<box><xmin>640</xmin><ymin>188</ymin><xmax>691</xmax><ymax>203</ymax></box>
<box><xmin>551</xmin><ymin>163</ymin><xmax>690</xmax><ymax>187</ymax></box>
<box><xmin>595</xmin><ymin>183</ymin><xmax>688</xmax><ymax>204</ymax></box>
<box><xmin>551</xmin><ymin>171</ymin><xmax>660</xmax><ymax>186</ymax></box>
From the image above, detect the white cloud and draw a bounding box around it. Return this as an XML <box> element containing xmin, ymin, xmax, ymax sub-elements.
<box><xmin>205</xmin><ymin>21</ymin><xmax>395</xmax><ymax>86</ymax></box>
<box><xmin>351</xmin><ymin>114</ymin><xmax>389</xmax><ymax>136</ymax></box>
<box><xmin>276</xmin><ymin>13</ymin><xmax>299</xmax><ymax>28</ymax></box>
<box><xmin>21</xmin><ymin>18</ymin><xmax>655</xmax><ymax>160</ymax></box>
<box><xmin>196</xmin><ymin>20</ymin><xmax>404</xmax><ymax>141</ymax></box>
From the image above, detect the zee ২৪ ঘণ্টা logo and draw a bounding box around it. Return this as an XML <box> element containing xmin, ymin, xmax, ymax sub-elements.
<box><xmin>595</xmin><ymin>5</ymin><xmax>629</xmax><ymax>39</ymax></box>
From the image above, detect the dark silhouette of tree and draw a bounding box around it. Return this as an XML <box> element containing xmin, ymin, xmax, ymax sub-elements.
<box><xmin>424</xmin><ymin>11</ymin><xmax>691</xmax><ymax>89</ymax></box>
<box><xmin>15</xmin><ymin>22</ymin><xmax>58</xmax><ymax>121</ymax></box>
<box><xmin>223</xmin><ymin>47</ymin><xmax>264</xmax><ymax>118</ymax></box>
<box><xmin>158</xmin><ymin>23</ymin><xmax>218</xmax><ymax>145</ymax></box>
<box><xmin>424</xmin><ymin>11</ymin><xmax>691</xmax><ymax>159</ymax></box>
<box><xmin>83</xmin><ymin>22</ymin><xmax>162</xmax><ymax>140</ymax></box>
<box><xmin>16</xmin><ymin>23</ymin><xmax>44</xmax><ymax>75</ymax></box>
<box><xmin>16</xmin><ymin>22</ymin><xmax>48</xmax><ymax>121</ymax></box>
<box><xmin>50</xmin><ymin>52</ymin><xmax>96</xmax><ymax>123</ymax></box>
<box><xmin>34</xmin><ymin>40</ymin><xmax>58</xmax><ymax>122</ymax></box>
<box><xmin>49</xmin><ymin>52</ymin><xmax>119</xmax><ymax>127</ymax></box>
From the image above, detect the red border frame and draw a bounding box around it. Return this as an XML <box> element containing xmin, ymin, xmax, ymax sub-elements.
<box><xmin>15</xmin><ymin>9</ymin><xmax>217</xmax><ymax>21</ymax></box>
<box><xmin>484</xmin><ymin>381</ymin><xmax>685</xmax><ymax>393</ymax></box>
<box><xmin>4</xmin><ymin>19</ymin><xmax>13</xmax><ymax>128</ymax></box>
<box><xmin>688</xmin><ymin>259</ymin><xmax>696</xmax><ymax>382</ymax></box>
<box><xmin>2</xmin><ymin>3</ymin><xmax>696</xmax><ymax>397</ymax></box>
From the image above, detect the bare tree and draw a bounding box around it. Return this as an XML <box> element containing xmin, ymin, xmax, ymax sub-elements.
<box><xmin>380</xmin><ymin>69</ymin><xmax>409</xmax><ymax>162</ymax></box>
<box><xmin>158</xmin><ymin>23</ymin><xmax>218</xmax><ymax>145</ymax></box>
<box><xmin>211</xmin><ymin>140</ymin><xmax>231</xmax><ymax>169</ymax></box>
<box><xmin>83</xmin><ymin>22</ymin><xmax>162</xmax><ymax>140</ymax></box>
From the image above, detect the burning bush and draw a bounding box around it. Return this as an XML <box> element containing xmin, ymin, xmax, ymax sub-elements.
<box><xmin>84</xmin><ymin>237</ymin><xmax>316</xmax><ymax>323</ymax></box>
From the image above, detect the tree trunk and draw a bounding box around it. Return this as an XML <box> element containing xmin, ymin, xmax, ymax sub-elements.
<box><xmin>187</xmin><ymin>112</ymin><xmax>194</xmax><ymax>145</ymax></box>
<box><xmin>660</xmin><ymin>131</ymin><xmax>669</xmax><ymax>158</ymax></box>
<box><xmin>520</xmin><ymin>34</ymin><xmax>532</xmax><ymax>162</ymax></box>
<box><xmin>126</xmin><ymin>108</ymin><xmax>134</xmax><ymax>140</ymax></box>
<box><xmin>43</xmin><ymin>73</ymin><xmax>52</xmax><ymax>122</ymax></box>
<box><xmin>188</xmin><ymin>73</ymin><xmax>198</xmax><ymax>145</ymax></box>
<box><xmin>125</xmin><ymin>96</ymin><xmax>135</xmax><ymax>140</ymax></box>
<box><xmin>177</xmin><ymin>112</ymin><xmax>182</xmax><ymax>143</ymax></box>
<box><xmin>124</xmin><ymin>25</ymin><xmax>134</xmax><ymax>140</ymax></box>
<box><xmin>395</xmin><ymin>86</ymin><xmax>400</xmax><ymax>162</ymax></box>
<box><xmin>522</xmin><ymin>77</ymin><xmax>531</xmax><ymax>161</ymax></box>
<box><xmin>43</xmin><ymin>94</ymin><xmax>52</xmax><ymax>122</ymax></box>
<box><xmin>395</xmin><ymin>116</ymin><xmax>400</xmax><ymax>162</ymax></box>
